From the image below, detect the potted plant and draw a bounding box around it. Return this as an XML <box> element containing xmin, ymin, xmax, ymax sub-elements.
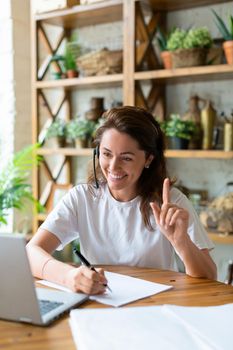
<box><xmin>167</xmin><ymin>27</ymin><xmax>213</xmax><ymax>68</ymax></box>
<box><xmin>156</xmin><ymin>27</ymin><xmax>173</xmax><ymax>69</ymax></box>
<box><xmin>66</xmin><ymin>118</ymin><xmax>96</xmax><ymax>148</ymax></box>
<box><xmin>64</xmin><ymin>34</ymin><xmax>81</xmax><ymax>78</ymax></box>
<box><xmin>212</xmin><ymin>10</ymin><xmax>233</xmax><ymax>65</ymax></box>
<box><xmin>45</xmin><ymin>119</ymin><xmax>67</xmax><ymax>147</ymax></box>
<box><xmin>0</xmin><ymin>144</ymin><xmax>43</xmax><ymax>226</ymax></box>
<box><xmin>161</xmin><ymin>114</ymin><xmax>197</xmax><ymax>149</ymax></box>
<box><xmin>64</xmin><ymin>44</ymin><xmax>78</xmax><ymax>78</ymax></box>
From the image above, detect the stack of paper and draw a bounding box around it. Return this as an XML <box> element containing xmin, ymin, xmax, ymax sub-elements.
<box><xmin>69</xmin><ymin>303</ymin><xmax>233</xmax><ymax>350</ymax></box>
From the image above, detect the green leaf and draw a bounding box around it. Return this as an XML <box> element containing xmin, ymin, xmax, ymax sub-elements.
<box><xmin>157</xmin><ymin>27</ymin><xmax>167</xmax><ymax>51</ymax></box>
<box><xmin>0</xmin><ymin>144</ymin><xmax>42</xmax><ymax>226</ymax></box>
<box><xmin>212</xmin><ymin>9</ymin><xmax>232</xmax><ymax>40</ymax></box>
<box><xmin>230</xmin><ymin>15</ymin><xmax>233</xmax><ymax>37</ymax></box>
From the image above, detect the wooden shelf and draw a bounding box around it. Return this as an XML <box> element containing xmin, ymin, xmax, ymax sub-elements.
<box><xmin>135</xmin><ymin>65</ymin><xmax>233</xmax><ymax>84</ymax></box>
<box><xmin>37</xmin><ymin>147</ymin><xmax>93</xmax><ymax>156</ymax></box>
<box><xmin>149</xmin><ymin>0</ymin><xmax>233</xmax><ymax>11</ymax></box>
<box><xmin>36</xmin><ymin>66</ymin><xmax>233</xmax><ymax>89</ymax></box>
<box><xmin>165</xmin><ymin>150</ymin><xmax>233</xmax><ymax>159</ymax></box>
<box><xmin>34</xmin><ymin>0</ymin><xmax>123</xmax><ymax>28</ymax></box>
<box><xmin>208</xmin><ymin>231</ymin><xmax>233</xmax><ymax>245</ymax></box>
<box><xmin>36</xmin><ymin>74</ymin><xmax>123</xmax><ymax>89</ymax></box>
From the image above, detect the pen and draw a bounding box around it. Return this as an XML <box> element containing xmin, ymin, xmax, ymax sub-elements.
<box><xmin>73</xmin><ymin>248</ymin><xmax>112</xmax><ymax>293</ymax></box>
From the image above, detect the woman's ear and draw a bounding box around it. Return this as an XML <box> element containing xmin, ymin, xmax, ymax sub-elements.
<box><xmin>145</xmin><ymin>154</ymin><xmax>154</xmax><ymax>168</ymax></box>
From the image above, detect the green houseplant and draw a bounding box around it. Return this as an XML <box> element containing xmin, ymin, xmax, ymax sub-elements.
<box><xmin>45</xmin><ymin>119</ymin><xmax>67</xmax><ymax>147</ymax></box>
<box><xmin>0</xmin><ymin>144</ymin><xmax>42</xmax><ymax>225</ymax></box>
<box><xmin>66</xmin><ymin>118</ymin><xmax>96</xmax><ymax>148</ymax></box>
<box><xmin>212</xmin><ymin>9</ymin><xmax>233</xmax><ymax>64</ymax></box>
<box><xmin>64</xmin><ymin>34</ymin><xmax>81</xmax><ymax>78</ymax></box>
<box><xmin>64</xmin><ymin>44</ymin><xmax>78</xmax><ymax>78</ymax></box>
<box><xmin>167</xmin><ymin>27</ymin><xmax>213</xmax><ymax>68</ymax></box>
<box><xmin>161</xmin><ymin>114</ymin><xmax>197</xmax><ymax>149</ymax></box>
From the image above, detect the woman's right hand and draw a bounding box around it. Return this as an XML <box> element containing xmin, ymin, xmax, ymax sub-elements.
<box><xmin>65</xmin><ymin>266</ymin><xmax>108</xmax><ymax>295</ymax></box>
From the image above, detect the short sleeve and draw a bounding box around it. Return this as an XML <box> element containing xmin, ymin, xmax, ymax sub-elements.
<box><xmin>40</xmin><ymin>187</ymin><xmax>79</xmax><ymax>250</ymax></box>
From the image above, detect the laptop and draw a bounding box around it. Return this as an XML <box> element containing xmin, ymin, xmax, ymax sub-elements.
<box><xmin>0</xmin><ymin>233</ymin><xmax>88</xmax><ymax>326</ymax></box>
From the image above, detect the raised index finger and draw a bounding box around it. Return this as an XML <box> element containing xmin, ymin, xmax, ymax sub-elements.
<box><xmin>162</xmin><ymin>178</ymin><xmax>170</xmax><ymax>204</ymax></box>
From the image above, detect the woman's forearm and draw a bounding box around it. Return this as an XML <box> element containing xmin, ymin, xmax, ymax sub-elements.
<box><xmin>175</xmin><ymin>237</ymin><xmax>217</xmax><ymax>280</ymax></box>
<box><xmin>26</xmin><ymin>244</ymin><xmax>74</xmax><ymax>286</ymax></box>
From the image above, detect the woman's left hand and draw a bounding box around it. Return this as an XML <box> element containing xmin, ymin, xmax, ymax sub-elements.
<box><xmin>150</xmin><ymin>178</ymin><xmax>189</xmax><ymax>247</ymax></box>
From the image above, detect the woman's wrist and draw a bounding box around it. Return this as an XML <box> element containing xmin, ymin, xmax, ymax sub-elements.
<box><xmin>171</xmin><ymin>233</ymin><xmax>191</xmax><ymax>256</ymax></box>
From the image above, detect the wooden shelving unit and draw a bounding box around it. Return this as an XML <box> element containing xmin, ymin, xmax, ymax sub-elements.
<box><xmin>31</xmin><ymin>0</ymin><xmax>233</xmax><ymax>239</ymax></box>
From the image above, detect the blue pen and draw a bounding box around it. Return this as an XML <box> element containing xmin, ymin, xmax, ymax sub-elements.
<box><xmin>73</xmin><ymin>248</ymin><xmax>112</xmax><ymax>293</ymax></box>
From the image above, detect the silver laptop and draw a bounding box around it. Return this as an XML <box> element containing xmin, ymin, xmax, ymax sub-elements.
<box><xmin>0</xmin><ymin>234</ymin><xmax>88</xmax><ymax>326</ymax></box>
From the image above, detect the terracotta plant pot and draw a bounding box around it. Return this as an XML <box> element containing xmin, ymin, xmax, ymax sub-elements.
<box><xmin>223</xmin><ymin>41</ymin><xmax>233</xmax><ymax>65</ymax></box>
<box><xmin>161</xmin><ymin>51</ymin><xmax>172</xmax><ymax>69</ymax></box>
<box><xmin>66</xmin><ymin>70</ymin><xmax>78</xmax><ymax>78</ymax></box>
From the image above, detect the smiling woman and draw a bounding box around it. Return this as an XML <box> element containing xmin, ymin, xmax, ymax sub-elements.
<box><xmin>27</xmin><ymin>106</ymin><xmax>216</xmax><ymax>296</ymax></box>
<box><xmin>89</xmin><ymin>106</ymin><xmax>167</xmax><ymax>224</ymax></box>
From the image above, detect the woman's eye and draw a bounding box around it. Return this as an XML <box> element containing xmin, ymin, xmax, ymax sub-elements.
<box><xmin>103</xmin><ymin>152</ymin><xmax>111</xmax><ymax>157</ymax></box>
<box><xmin>122</xmin><ymin>157</ymin><xmax>132</xmax><ymax>162</ymax></box>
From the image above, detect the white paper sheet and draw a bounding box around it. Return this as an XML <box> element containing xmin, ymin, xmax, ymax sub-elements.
<box><xmin>164</xmin><ymin>304</ymin><xmax>233</xmax><ymax>350</ymax></box>
<box><xmin>37</xmin><ymin>271</ymin><xmax>172</xmax><ymax>307</ymax></box>
<box><xmin>90</xmin><ymin>271</ymin><xmax>172</xmax><ymax>307</ymax></box>
<box><xmin>69</xmin><ymin>304</ymin><xmax>233</xmax><ymax>350</ymax></box>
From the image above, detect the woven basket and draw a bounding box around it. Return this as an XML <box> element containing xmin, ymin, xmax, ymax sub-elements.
<box><xmin>171</xmin><ymin>48</ymin><xmax>207</xmax><ymax>68</ymax></box>
<box><xmin>77</xmin><ymin>48</ymin><xmax>123</xmax><ymax>76</ymax></box>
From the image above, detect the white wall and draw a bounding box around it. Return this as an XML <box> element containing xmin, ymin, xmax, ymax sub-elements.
<box><xmin>0</xmin><ymin>0</ymin><xmax>31</xmax><ymax>233</ymax></box>
<box><xmin>0</xmin><ymin>2</ymin><xmax>15</xmax><ymax>232</ymax></box>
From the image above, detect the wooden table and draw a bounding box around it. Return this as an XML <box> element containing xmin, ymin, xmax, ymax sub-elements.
<box><xmin>1</xmin><ymin>266</ymin><xmax>233</xmax><ymax>350</ymax></box>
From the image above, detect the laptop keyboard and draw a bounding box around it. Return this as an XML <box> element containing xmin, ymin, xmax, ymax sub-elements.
<box><xmin>39</xmin><ymin>299</ymin><xmax>64</xmax><ymax>315</ymax></box>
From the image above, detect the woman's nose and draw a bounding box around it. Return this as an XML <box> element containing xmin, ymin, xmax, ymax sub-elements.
<box><xmin>109</xmin><ymin>157</ymin><xmax>120</xmax><ymax>170</ymax></box>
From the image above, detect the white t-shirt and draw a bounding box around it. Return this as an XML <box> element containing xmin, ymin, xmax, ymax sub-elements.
<box><xmin>41</xmin><ymin>183</ymin><xmax>214</xmax><ymax>271</ymax></box>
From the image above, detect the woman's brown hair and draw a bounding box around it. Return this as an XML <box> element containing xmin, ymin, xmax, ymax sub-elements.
<box><xmin>88</xmin><ymin>106</ymin><xmax>167</xmax><ymax>230</ymax></box>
